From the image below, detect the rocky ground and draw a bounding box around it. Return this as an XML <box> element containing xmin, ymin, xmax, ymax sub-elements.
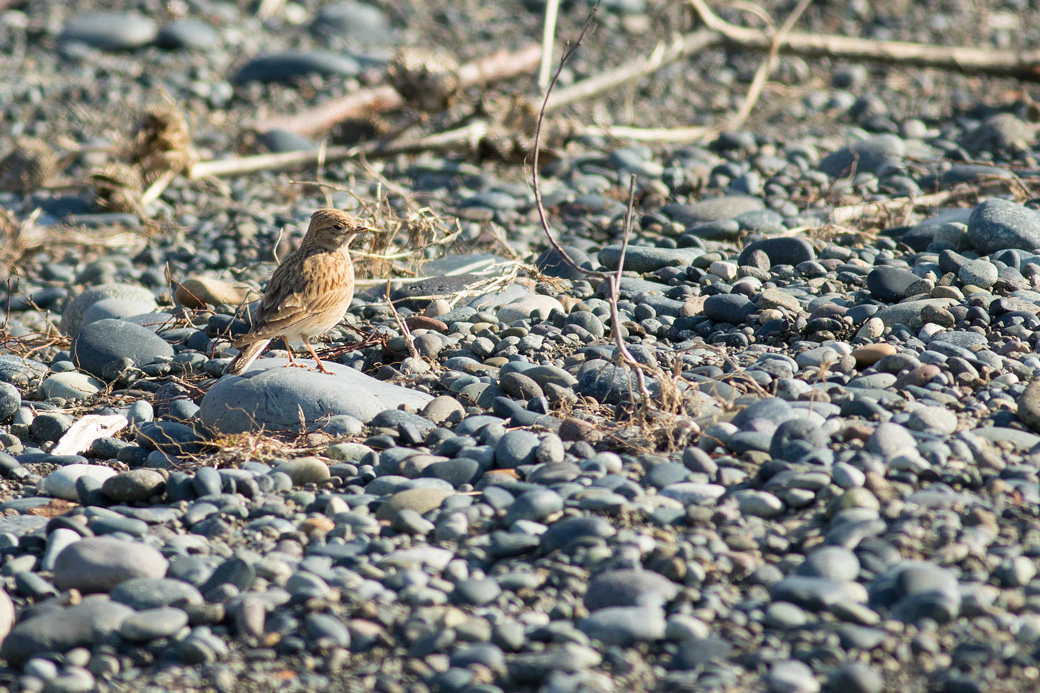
<box><xmin>4</xmin><ymin>0</ymin><xmax>1040</xmax><ymax>692</ymax></box>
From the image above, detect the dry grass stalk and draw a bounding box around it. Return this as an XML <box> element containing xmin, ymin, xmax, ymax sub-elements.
<box><xmin>384</xmin><ymin>280</ymin><xmax>419</xmax><ymax>360</ymax></box>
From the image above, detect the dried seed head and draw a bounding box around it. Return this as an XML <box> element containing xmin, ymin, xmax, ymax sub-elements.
<box><xmin>0</xmin><ymin>137</ymin><xmax>58</xmax><ymax>193</ymax></box>
<box><xmin>479</xmin><ymin>94</ymin><xmax>575</xmax><ymax>162</ymax></box>
<box><xmin>125</xmin><ymin>102</ymin><xmax>196</xmax><ymax>183</ymax></box>
<box><xmin>0</xmin><ymin>206</ymin><xmax>16</xmax><ymax>242</ymax></box>
<box><xmin>91</xmin><ymin>162</ymin><xmax>143</xmax><ymax>214</ymax></box>
<box><xmin>331</xmin><ymin>115</ymin><xmax>391</xmax><ymax>146</ymax></box>
<box><xmin>387</xmin><ymin>47</ymin><xmax>461</xmax><ymax>113</ymax></box>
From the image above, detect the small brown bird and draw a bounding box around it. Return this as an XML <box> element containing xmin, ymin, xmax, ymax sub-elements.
<box><xmin>224</xmin><ymin>208</ymin><xmax>366</xmax><ymax>376</ymax></box>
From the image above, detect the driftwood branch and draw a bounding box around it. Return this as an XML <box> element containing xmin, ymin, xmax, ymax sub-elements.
<box><xmin>691</xmin><ymin>0</ymin><xmax>1040</xmax><ymax>82</ymax></box>
<box><xmin>189</xmin><ymin>121</ymin><xmax>487</xmax><ymax>179</ymax></box>
<box><xmin>254</xmin><ymin>44</ymin><xmax>542</xmax><ymax>137</ymax></box>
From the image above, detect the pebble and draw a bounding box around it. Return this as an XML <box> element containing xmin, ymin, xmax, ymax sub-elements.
<box><xmin>71</xmin><ymin>318</ymin><xmax>175</xmax><ymax>379</ymax></box>
<box><xmin>53</xmin><ymin>537</ymin><xmax>168</xmax><ymax>593</ymax></box>
<box><xmin>233</xmin><ymin>51</ymin><xmax>361</xmax><ymax>84</ymax></box>
<box><xmin>851</xmin><ymin>343</ymin><xmax>895</xmax><ymax>368</ymax></box>
<box><xmin>200</xmin><ymin>360</ymin><xmax>432</xmax><ymax>433</ymax></box>
<box><xmin>58</xmin><ymin>13</ymin><xmax>158</xmax><ymax>51</ymax></box>
<box><xmin>60</xmin><ymin>283</ymin><xmax>157</xmax><ymax>336</ymax></box>
<box><xmin>968</xmin><ymin>198</ymin><xmax>1040</xmax><ymax>253</ymax></box>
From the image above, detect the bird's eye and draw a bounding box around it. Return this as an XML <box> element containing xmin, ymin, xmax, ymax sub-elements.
<box><xmin>334</xmin><ymin>223</ymin><xmax>345</xmax><ymax>231</ymax></box>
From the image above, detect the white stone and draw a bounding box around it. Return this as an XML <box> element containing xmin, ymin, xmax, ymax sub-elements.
<box><xmin>497</xmin><ymin>295</ymin><xmax>565</xmax><ymax>323</ymax></box>
<box><xmin>42</xmin><ymin>464</ymin><xmax>117</xmax><ymax>501</ymax></box>
<box><xmin>39</xmin><ymin>373</ymin><xmax>105</xmax><ymax>400</ymax></box>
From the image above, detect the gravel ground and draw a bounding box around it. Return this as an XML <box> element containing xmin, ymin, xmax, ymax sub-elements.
<box><xmin>3</xmin><ymin>1</ymin><xmax>1040</xmax><ymax>692</ymax></box>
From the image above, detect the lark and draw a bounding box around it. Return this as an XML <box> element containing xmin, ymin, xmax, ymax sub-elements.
<box><xmin>224</xmin><ymin>208</ymin><xmax>366</xmax><ymax>376</ymax></box>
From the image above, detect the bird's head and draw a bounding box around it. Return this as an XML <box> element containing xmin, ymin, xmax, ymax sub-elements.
<box><xmin>304</xmin><ymin>208</ymin><xmax>370</xmax><ymax>250</ymax></box>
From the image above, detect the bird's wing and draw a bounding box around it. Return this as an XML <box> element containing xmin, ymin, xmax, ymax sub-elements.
<box><xmin>235</xmin><ymin>248</ymin><xmax>353</xmax><ymax>343</ymax></box>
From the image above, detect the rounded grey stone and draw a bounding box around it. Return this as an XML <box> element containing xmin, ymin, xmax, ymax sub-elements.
<box><xmin>968</xmin><ymin>198</ymin><xmax>1040</xmax><ymax>254</ymax></box>
<box><xmin>584</xmin><ymin>569</ymin><xmax>678</xmax><ymax>610</ymax></box>
<box><xmin>495</xmin><ymin>430</ymin><xmax>540</xmax><ymax>468</ymax></box>
<box><xmin>958</xmin><ymin>258</ymin><xmax>998</xmax><ymax>288</ymax></box>
<box><xmin>53</xmin><ymin>537</ymin><xmax>168</xmax><ymax>593</ymax></box>
<box><xmin>233</xmin><ymin>51</ymin><xmax>361</xmax><ymax>84</ymax></box>
<box><xmin>865</xmin><ymin>422</ymin><xmax>917</xmax><ymax>460</ymax></box>
<box><xmin>101</xmin><ymin>469</ymin><xmax>165</xmax><ymax>502</ymax></box>
<box><xmin>71</xmin><ymin>319</ymin><xmax>175</xmax><ymax>379</ymax></box>
<box><xmin>200</xmin><ymin>360</ymin><xmax>432</xmax><ymax>434</ymax></box>
<box><xmin>58</xmin><ymin>13</ymin><xmax>157</xmax><ymax>51</ymax></box>
<box><xmin>0</xmin><ymin>599</ymin><xmax>134</xmax><ymax>665</ymax></box>
<box><xmin>109</xmin><ymin>577</ymin><xmax>204</xmax><ymax>610</ymax></box>
<box><xmin>577</xmin><ymin>605</ymin><xmax>666</xmax><ymax>647</ymax></box>
<box><xmin>60</xmin><ymin>283</ymin><xmax>156</xmax><ymax>336</ymax></box>
<box><xmin>119</xmin><ymin>607</ymin><xmax>189</xmax><ymax>642</ymax></box>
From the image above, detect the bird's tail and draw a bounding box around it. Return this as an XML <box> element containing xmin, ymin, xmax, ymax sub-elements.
<box><xmin>224</xmin><ymin>339</ymin><xmax>270</xmax><ymax>375</ymax></box>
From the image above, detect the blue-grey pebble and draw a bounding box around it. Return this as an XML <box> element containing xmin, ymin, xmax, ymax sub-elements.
<box><xmin>967</xmin><ymin>198</ymin><xmax>1040</xmax><ymax>254</ymax></box>
<box><xmin>494</xmin><ymin>430</ymin><xmax>539</xmax><ymax>468</ymax></box>
<box><xmin>584</xmin><ymin>569</ymin><xmax>678</xmax><ymax>610</ymax></box>
<box><xmin>58</xmin><ymin>13</ymin><xmax>157</xmax><ymax>51</ymax></box>
<box><xmin>156</xmin><ymin>19</ymin><xmax>219</xmax><ymax>50</ymax></box>
<box><xmin>577</xmin><ymin>605</ymin><xmax>665</xmax><ymax>646</ymax></box>
<box><xmin>119</xmin><ymin>607</ymin><xmax>189</xmax><ymax>641</ymax></box>
<box><xmin>110</xmin><ymin>577</ymin><xmax>203</xmax><ymax>610</ymax></box>
<box><xmin>233</xmin><ymin>51</ymin><xmax>361</xmax><ymax>84</ymax></box>
<box><xmin>71</xmin><ymin>319</ymin><xmax>174</xmax><ymax>379</ymax></box>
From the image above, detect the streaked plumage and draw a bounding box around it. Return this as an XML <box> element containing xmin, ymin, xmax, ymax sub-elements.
<box><xmin>224</xmin><ymin>208</ymin><xmax>365</xmax><ymax>375</ymax></box>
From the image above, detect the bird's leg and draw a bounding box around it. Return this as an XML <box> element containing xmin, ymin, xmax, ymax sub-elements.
<box><xmin>304</xmin><ymin>341</ymin><xmax>334</xmax><ymax>375</ymax></box>
<box><xmin>282</xmin><ymin>337</ymin><xmax>306</xmax><ymax>368</ymax></box>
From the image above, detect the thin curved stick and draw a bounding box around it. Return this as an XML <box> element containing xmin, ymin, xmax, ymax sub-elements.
<box><xmin>531</xmin><ymin>2</ymin><xmax>608</xmax><ymax>282</ymax></box>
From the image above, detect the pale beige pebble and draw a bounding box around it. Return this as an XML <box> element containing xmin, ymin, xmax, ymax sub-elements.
<box><xmin>708</xmin><ymin>261</ymin><xmax>737</xmax><ymax>282</ymax></box>
<box><xmin>558</xmin><ymin>296</ymin><xmax>582</xmax><ymax>313</ymax></box>
<box><xmin>424</xmin><ymin>298</ymin><xmax>451</xmax><ymax>317</ymax></box>
<box><xmin>851</xmin><ymin>343</ymin><xmax>896</xmax><ymax>369</ymax></box>
<box><xmin>325</xmin><ymin>496</ymin><xmax>350</xmax><ymax>515</ymax></box>
<box><xmin>757</xmin><ymin>287</ymin><xmax>801</xmax><ymax>312</ymax></box>
<box><xmin>757</xmin><ymin>308</ymin><xmax>783</xmax><ymax>324</ymax></box>
<box><xmin>680</xmin><ymin>296</ymin><xmax>707</xmax><ymax>317</ymax></box>
<box><xmin>174</xmin><ymin>276</ymin><xmax>259</xmax><ymax>309</ymax></box>
<box><xmin>854</xmin><ymin>317</ymin><xmax>885</xmax><ymax>341</ymax></box>
<box><xmin>497</xmin><ymin>294</ymin><xmax>564</xmax><ymax>322</ymax></box>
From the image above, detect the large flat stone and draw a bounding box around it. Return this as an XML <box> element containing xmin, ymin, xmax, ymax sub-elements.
<box><xmin>200</xmin><ymin>360</ymin><xmax>433</xmax><ymax>434</ymax></box>
<box><xmin>873</xmin><ymin>298</ymin><xmax>956</xmax><ymax>328</ymax></box>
